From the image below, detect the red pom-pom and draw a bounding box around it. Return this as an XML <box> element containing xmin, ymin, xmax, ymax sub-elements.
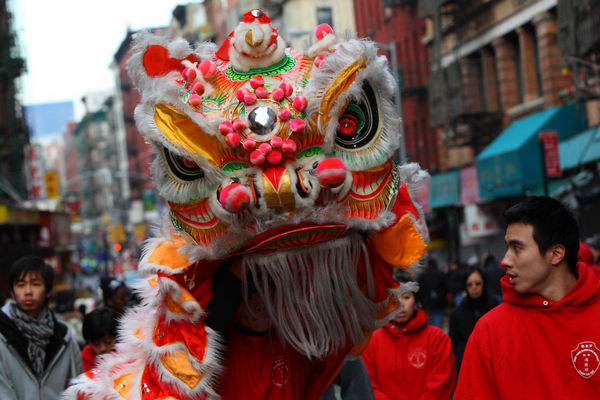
<box><xmin>233</xmin><ymin>119</ymin><xmax>248</xmax><ymax>132</ymax></box>
<box><xmin>290</xmin><ymin>118</ymin><xmax>306</xmax><ymax>133</ymax></box>
<box><xmin>219</xmin><ymin>183</ymin><xmax>251</xmax><ymax>213</ymax></box>
<box><xmin>182</xmin><ymin>67</ymin><xmax>197</xmax><ymax>82</ymax></box>
<box><xmin>267</xmin><ymin>150</ymin><xmax>283</xmax><ymax>164</ymax></box>
<box><xmin>219</xmin><ymin>121</ymin><xmax>234</xmax><ymax>135</ymax></box>
<box><xmin>315</xmin><ymin>24</ymin><xmax>334</xmax><ymax>40</ymax></box>
<box><xmin>316</xmin><ymin>158</ymin><xmax>347</xmax><ymax>188</ymax></box>
<box><xmin>250</xmin><ymin>75</ymin><xmax>265</xmax><ymax>89</ymax></box>
<box><xmin>278</xmin><ymin>107</ymin><xmax>291</xmax><ymax>121</ymax></box>
<box><xmin>271</xmin><ymin>87</ymin><xmax>285</xmax><ymax>102</ymax></box>
<box><xmin>190</xmin><ymin>81</ymin><xmax>205</xmax><ymax>95</ymax></box>
<box><xmin>199</xmin><ymin>60</ymin><xmax>217</xmax><ymax>78</ymax></box>
<box><xmin>243</xmin><ymin>138</ymin><xmax>257</xmax><ymax>150</ymax></box>
<box><xmin>279</xmin><ymin>82</ymin><xmax>293</xmax><ymax>97</ymax></box>
<box><xmin>237</xmin><ymin>88</ymin><xmax>250</xmax><ymax>102</ymax></box>
<box><xmin>189</xmin><ymin>94</ymin><xmax>202</xmax><ymax>106</ymax></box>
<box><xmin>255</xmin><ymin>86</ymin><xmax>269</xmax><ymax>98</ymax></box>
<box><xmin>282</xmin><ymin>139</ymin><xmax>297</xmax><ymax>153</ymax></box>
<box><xmin>292</xmin><ymin>96</ymin><xmax>308</xmax><ymax>112</ymax></box>
<box><xmin>258</xmin><ymin>143</ymin><xmax>272</xmax><ymax>154</ymax></box>
<box><xmin>250</xmin><ymin>150</ymin><xmax>266</xmax><ymax>165</ymax></box>
<box><xmin>225</xmin><ymin>132</ymin><xmax>241</xmax><ymax>148</ymax></box>
<box><xmin>270</xmin><ymin>136</ymin><xmax>283</xmax><ymax>148</ymax></box>
<box><xmin>244</xmin><ymin>93</ymin><xmax>257</xmax><ymax>105</ymax></box>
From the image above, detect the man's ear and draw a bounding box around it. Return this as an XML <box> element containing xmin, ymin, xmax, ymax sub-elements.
<box><xmin>550</xmin><ymin>244</ymin><xmax>566</xmax><ymax>266</ymax></box>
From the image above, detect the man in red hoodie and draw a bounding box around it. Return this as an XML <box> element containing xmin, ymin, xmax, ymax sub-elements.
<box><xmin>455</xmin><ymin>196</ymin><xmax>600</xmax><ymax>399</ymax></box>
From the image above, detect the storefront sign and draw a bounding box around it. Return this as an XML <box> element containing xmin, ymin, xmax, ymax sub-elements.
<box><xmin>539</xmin><ymin>130</ymin><xmax>562</xmax><ymax>177</ymax></box>
<box><xmin>24</xmin><ymin>144</ymin><xmax>45</xmax><ymax>199</ymax></box>
<box><xmin>464</xmin><ymin>203</ymin><xmax>503</xmax><ymax>238</ymax></box>
<box><xmin>460</xmin><ymin>166</ymin><xmax>481</xmax><ymax>204</ymax></box>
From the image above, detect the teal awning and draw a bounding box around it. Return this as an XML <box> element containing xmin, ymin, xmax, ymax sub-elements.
<box><xmin>476</xmin><ymin>104</ymin><xmax>586</xmax><ymax>200</ymax></box>
<box><xmin>559</xmin><ymin>125</ymin><xmax>600</xmax><ymax>170</ymax></box>
<box><xmin>430</xmin><ymin>170</ymin><xmax>460</xmax><ymax>209</ymax></box>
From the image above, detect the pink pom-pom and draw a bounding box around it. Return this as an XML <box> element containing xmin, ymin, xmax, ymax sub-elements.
<box><xmin>219</xmin><ymin>183</ymin><xmax>251</xmax><ymax>213</ymax></box>
<box><xmin>225</xmin><ymin>132</ymin><xmax>241</xmax><ymax>148</ymax></box>
<box><xmin>189</xmin><ymin>94</ymin><xmax>203</xmax><ymax>106</ymax></box>
<box><xmin>315</xmin><ymin>24</ymin><xmax>334</xmax><ymax>40</ymax></box>
<box><xmin>219</xmin><ymin>121</ymin><xmax>234</xmax><ymax>135</ymax></box>
<box><xmin>243</xmin><ymin>138</ymin><xmax>256</xmax><ymax>150</ymax></box>
<box><xmin>250</xmin><ymin>75</ymin><xmax>265</xmax><ymax>89</ymax></box>
<box><xmin>233</xmin><ymin>119</ymin><xmax>248</xmax><ymax>132</ymax></box>
<box><xmin>182</xmin><ymin>67</ymin><xmax>197</xmax><ymax>82</ymax></box>
<box><xmin>270</xmin><ymin>136</ymin><xmax>283</xmax><ymax>148</ymax></box>
<box><xmin>282</xmin><ymin>139</ymin><xmax>297</xmax><ymax>153</ymax></box>
<box><xmin>190</xmin><ymin>81</ymin><xmax>205</xmax><ymax>95</ymax></box>
<box><xmin>316</xmin><ymin>158</ymin><xmax>347</xmax><ymax>188</ymax></box>
<box><xmin>292</xmin><ymin>96</ymin><xmax>308</xmax><ymax>112</ymax></box>
<box><xmin>236</xmin><ymin>88</ymin><xmax>250</xmax><ymax>102</ymax></box>
<box><xmin>199</xmin><ymin>60</ymin><xmax>217</xmax><ymax>79</ymax></box>
<box><xmin>250</xmin><ymin>150</ymin><xmax>266</xmax><ymax>165</ymax></box>
<box><xmin>314</xmin><ymin>54</ymin><xmax>327</xmax><ymax>69</ymax></box>
<box><xmin>244</xmin><ymin>93</ymin><xmax>257</xmax><ymax>105</ymax></box>
<box><xmin>279</xmin><ymin>82</ymin><xmax>293</xmax><ymax>97</ymax></box>
<box><xmin>258</xmin><ymin>143</ymin><xmax>272</xmax><ymax>155</ymax></box>
<box><xmin>290</xmin><ymin>118</ymin><xmax>306</xmax><ymax>133</ymax></box>
<box><xmin>267</xmin><ymin>150</ymin><xmax>283</xmax><ymax>165</ymax></box>
<box><xmin>255</xmin><ymin>86</ymin><xmax>269</xmax><ymax>98</ymax></box>
<box><xmin>278</xmin><ymin>107</ymin><xmax>291</xmax><ymax>121</ymax></box>
<box><xmin>271</xmin><ymin>88</ymin><xmax>285</xmax><ymax>102</ymax></box>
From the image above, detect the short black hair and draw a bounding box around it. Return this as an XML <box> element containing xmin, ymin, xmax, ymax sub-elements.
<box><xmin>9</xmin><ymin>256</ymin><xmax>54</xmax><ymax>293</ymax></box>
<box><xmin>82</xmin><ymin>307</ymin><xmax>118</xmax><ymax>343</ymax></box>
<box><xmin>503</xmin><ymin>196</ymin><xmax>579</xmax><ymax>276</ymax></box>
<box><xmin>463</xmin><ymin>267</ymin><xmax>486</xmax><ymax>293</ymax></box>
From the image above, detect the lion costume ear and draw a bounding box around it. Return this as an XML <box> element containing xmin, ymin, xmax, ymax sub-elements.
<box><xmin>142</xmin><ymin>44</ymin><xmax>199</xmax><ymax>77</ymax></box>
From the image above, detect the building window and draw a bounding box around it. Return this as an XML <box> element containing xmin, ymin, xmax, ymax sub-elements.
<box><xmin>317</xmin><ymin>7</ymin><xmax>333</xmax><ymax>27</ymax></box>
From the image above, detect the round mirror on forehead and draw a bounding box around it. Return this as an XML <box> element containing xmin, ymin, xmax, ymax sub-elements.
<box><xmin>248</xmin><ymin>106</ymin><xmax>277</xmax><ymax>135</ymax></box>
<box><xmin>251</xmin><ymin>9</ymin><xmax>263</xmax><ymax>17</ymax></box>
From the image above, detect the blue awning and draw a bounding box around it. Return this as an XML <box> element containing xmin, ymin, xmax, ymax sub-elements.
<box><xmin>430</xmin><ymin>170</ymin><xmax>460</xmax><ymax>209</ymax></box>
<box><xmin>476</xmin><ymin>104</ymin><xmax>586</xmax><ymax>200</ymax></box>
<box><xmin>559</xmin><ymin>125</ymin><xmax>600</xmax><ymax>170</ymax></box>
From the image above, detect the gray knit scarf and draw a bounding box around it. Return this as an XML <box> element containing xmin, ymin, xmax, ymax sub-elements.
<box><xmin>9</xmin><ymin>302</ymin><xmax>55</xmax><ymax>378</ymax></box>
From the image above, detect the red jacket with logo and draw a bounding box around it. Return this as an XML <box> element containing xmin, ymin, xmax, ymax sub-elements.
<box><xmin>362</xmin><ymin>309</ymin><xmax>456</xmax><ymax>400</ymax></box>
<box><xmin>455</xmin><ymin>262</ymin><xmax>600</xmax><ymax>399</ymax></box>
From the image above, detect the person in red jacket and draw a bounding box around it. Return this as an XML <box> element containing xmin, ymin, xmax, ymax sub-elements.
<box><xmin>362</xmin><ymin>277</ymin><xmax>456</xmax><ymax>400</ymax></box>
<box><xmin>455</xmin><ymin>196</ymin><xmax>600</xmax><ymax>399</ymax></box>
<box><xmin>80</xmin><ymin>307</ymin><xmax>117</xmax><ymax>372</ymax></box>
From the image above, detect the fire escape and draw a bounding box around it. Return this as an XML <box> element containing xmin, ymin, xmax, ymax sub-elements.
<box><xmin>0</xmin><ymin>0</ymin><xmax>28</xmax><ymax>203</ymax></box>
<box><xmin>421</xmin><ymin>0</ymin><xmax>502</xmax><ymax>167</ymax></box>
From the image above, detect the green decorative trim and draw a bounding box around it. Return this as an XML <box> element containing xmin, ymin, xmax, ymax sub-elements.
<box><xmin>226</xmin><ymin>54</ymin><xmax>296</xmax><ymax>81</ymax></box>
<box><xmin>223</xmin><ymin>161</ymin><xmax>251</xmax><ymax>172</ymax></box>
<box><xmin>296</xmin><ymin>146</ymin><xmax>323</xmax><ymax>159</ymax></box>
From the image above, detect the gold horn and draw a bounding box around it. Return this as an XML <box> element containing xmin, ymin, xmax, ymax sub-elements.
<box><xmin>245</xmin><ymin>29</ymin><xmax>262</xmax><ymax>47</ymax></box>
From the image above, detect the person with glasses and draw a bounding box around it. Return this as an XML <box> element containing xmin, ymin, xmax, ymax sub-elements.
<box><xmin>449</xmin><ymin>266</ymin><xmax>498</xmax><ymax>372</ymax></box>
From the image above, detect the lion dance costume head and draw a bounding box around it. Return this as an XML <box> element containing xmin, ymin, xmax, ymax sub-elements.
<box><xmin>67</xmin><ymin>9</ymin><xmax>428</xmax><ymax>400</ymax></box>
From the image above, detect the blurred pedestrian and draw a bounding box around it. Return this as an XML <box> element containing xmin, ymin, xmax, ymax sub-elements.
<box><xmin>363</xmin><ymin>276</ymin><xmax>456</xmax><ymax>400</ymax></box>
<box><xmin>585</xmin><ymin>233</ymin><xmax>600</xmax><ymax>264</ymax></box>
<box><xmin>100</xmin><ymin>277</ymin><xmax>130</xmax><ymax>317</ymax></box>
<box><xmin>0</xmin><ymin>256</ymin><xmax>83</xmax><ymax>399</ymax></box>
<box><xmin>449</xmin><ymin>266</ymin><xmax>498</xmax><ymax>372</ymax></box>
<box><xmin>81</xmin><ymin>307</ymin><xmax>118</xmax><ymax>372</ymax></box>
<box><xmin>445</xmin><ymin>259</ymin><xmax>464</xmax><ymax>308</ymax></box>
<box><xmin>455</xmin><ymin>196</ymin><xmax>600</xmax><ymax>399</ymax></box>
<box><xmin>482</xmin><ymin>253</ymin><xmax>503</xmax><ymax>303</ymax></box>
<box><xmin>417</xmin><ymin>258</ymin><xmax>447</xmax><ymax>328</ymax></box>
<box><xmin>319</xmin><ymin>358</ymin><xmax>374</xmax><ymax>400</ymax></box>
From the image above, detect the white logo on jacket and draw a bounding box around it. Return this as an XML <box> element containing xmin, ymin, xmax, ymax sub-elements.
<box><xmin>409</xmin><ymin>348</ymin><xmax>426</xmax><ymax>368</ymax></box>
<box><xmin>571</xmin><ymin>341</ymin><xmax>600</xmax><ymax>379</ymax></box>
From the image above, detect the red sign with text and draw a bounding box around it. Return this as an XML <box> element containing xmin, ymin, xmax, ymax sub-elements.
<box><xmin>539</xmin><ymin>130</ymin><xmax>562</xmax><ymax>177</ymax></box>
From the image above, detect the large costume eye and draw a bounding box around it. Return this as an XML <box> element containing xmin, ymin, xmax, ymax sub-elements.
<box><xmin>163</xmin><ymin>147</ymin><xmax>205</xmax><ymax>181</ymax></box>
<box><xmin>332</xmin><ymin>80</ymin><xmax>395</xmax><ymax>170</ymax></box>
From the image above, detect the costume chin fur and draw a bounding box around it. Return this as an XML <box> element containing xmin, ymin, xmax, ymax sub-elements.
<box><xmin>64</xmin><ymin>8</ymin><xmax>428</xmax><ymax>400</ymax></box>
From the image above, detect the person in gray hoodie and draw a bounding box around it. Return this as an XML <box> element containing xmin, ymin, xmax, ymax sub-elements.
<box><xmin>0</xmin><ymin>256</ymin><xmax>82</xmax><ymax>399</ymax></box>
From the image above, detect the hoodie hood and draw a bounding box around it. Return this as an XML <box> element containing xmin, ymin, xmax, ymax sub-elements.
<box><xmin>501</xmin><ymin>262</ymin><xmax>600</xmax><ymax>308</ymax></box>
